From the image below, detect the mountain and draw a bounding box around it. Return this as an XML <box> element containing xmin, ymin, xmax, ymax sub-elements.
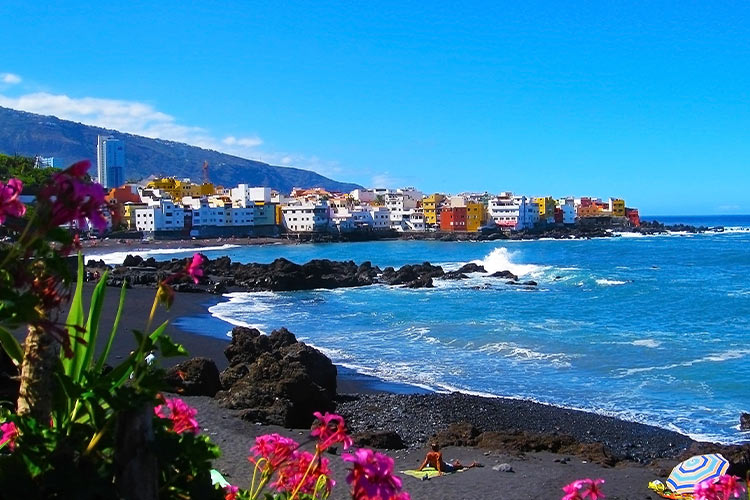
<box><xmin>0</xmin><ymin>106</ymin><xmax>362</xmax><ymax>193</ymax></box>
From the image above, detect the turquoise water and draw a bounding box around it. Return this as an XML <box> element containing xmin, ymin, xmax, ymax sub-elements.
<box><xmin>99</xmin><ymin>227</ymin><xmax>750</xmax><ymax>443</ymax></box>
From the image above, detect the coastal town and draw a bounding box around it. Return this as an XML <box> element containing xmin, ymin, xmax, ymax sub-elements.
<box><xmin>88</xmin><ymin>136</ymin><xmax>641</xmax><ymax>239</ymax></box>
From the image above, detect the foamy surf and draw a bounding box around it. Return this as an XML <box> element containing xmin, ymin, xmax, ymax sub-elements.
<box><xmin>471</xmin><ymin>247</ymin><xmax>546</xmax><ymax>277</ymax></box>
<box><xmin>94</xmin><ymin>243</ymin><xmax>240</xmax><ymax>265</ymax></box>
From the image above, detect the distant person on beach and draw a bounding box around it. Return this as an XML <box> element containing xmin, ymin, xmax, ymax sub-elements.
<box><xmin>418</xmin><ymin>443</ymin><xmax>481</xmax><ymax>475</ymax></box>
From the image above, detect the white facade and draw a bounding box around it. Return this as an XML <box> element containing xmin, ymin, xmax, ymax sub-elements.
<box><xmin>369</xmin><ymin>207</ymin><xmax>391</xmax><ymax>230</ymax></box>
<box><xmin>135</xmin><ymin>200</ymin><xmax>184</xmax><ymax>232</ymax></box>
<box><xmin>96</xmin><ymin>135</ymin><xmax>125</xmax><ymax>189</ymax></box>
<box><xmin>282</xmin><ymin>202</ymin><xmax>330</xmax><ymax>232</ymax></box>
<box><xmin>558</xmin><ymin>198</ymin><xmax>576</xmax><ymax>224</ymax></box>
<box><xmin>350</xmin><ymin>189</ymin><xmax>376</xmax><ymax>203</ymax></box>
<box><xmin>488</xmin><ymin>193</ymin><xmax>539</xmax><ymax>230</ymax></box>
<box><xmin>231</xmin><ymin>185</ymin><xmax>272</xmax><ymax>207</ymax></box>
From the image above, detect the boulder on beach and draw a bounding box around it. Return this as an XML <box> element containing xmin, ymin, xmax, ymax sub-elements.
<box><xmin>165</xmin><ymin>357</ymin><xmax>222</xmax><ymax>397</ymax></box>
<box><xmin>352</xmin><ymin>430</ymin><xmax>406</xmax><ymax>450</ymax></box>
<box><xmin>215</xmin><ymin>326</ymin><xmax>337</xmax><ymax>428</ymax></box>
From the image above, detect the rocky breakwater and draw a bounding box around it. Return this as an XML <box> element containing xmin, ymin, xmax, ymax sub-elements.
<box><xmin>213</xmin><ymin>326</ymin><xmax>337</xmax><ymax>428</ymax></box>
<box><xmin>98</xmin><ymin>254</ymin><xmax>539</xmax><ymax>292</ymax></box>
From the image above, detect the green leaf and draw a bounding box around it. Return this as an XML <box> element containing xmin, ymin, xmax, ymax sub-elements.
<box><xmin>79</xmin><ymin>270</ymin><xmax>109</xmax><ymax>375</ymax></box>
<box><xmin>155</xmin><ymin>333</ymin><xmax>188</xmax><ymax>358</ymax></box>
<box><xmin>0</xmin><ymin>325</ymin><xmax>23</xmax><ymax>365</ymax></box>
<box><xmin>94</xmin><ymin>280</ymin><xmax>126</xmax><ymax>372</ymax></box>
<box><xmin>61</xmin><ymin>253</ymin><xmax>85</xmax><ymax>378</ymax></box>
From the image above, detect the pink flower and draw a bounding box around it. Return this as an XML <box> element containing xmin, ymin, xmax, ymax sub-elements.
<box><xmin>581</xmin><ymin>479</ymin><xmax>605</xmax><ymax>500</ymax></box>
<box><xmin>249</xmin><ymin>433</ymin><xmax>299</xmax><ymax>468</ymax></box>
<box><xmin>272</xmin><ymin>450</ymin><xmax>335</xmax><ymax>496</ymax></box>
<box><xmin>223</xmin><ymin>485</ymin><xmax>239</xmax><ymax>500</ymax></box>
<box><xmin>0</xmin><ymin>178</ymin><xmax>26</xmax><ymax>224</ymax></box>
<box><xmin>154</xmin><ymin>397</ymin><xmax>200</xmax><ymax>434</ymax></box>
<box><xmin>38</xmin><ymin>160</ymin><xmax>108</xmax><ymax>232</ymax></box>
<box><xmin>0</xmin><ymin>422</ymin><xmax>19</xmax><ymax>451</ymax></box>
<box><xmin>342</xmin><ymin>448</ymin><xmax>408</xmax><ymax>500</ymax></box>
<box><xmin>311</xmin><ymin>411</ymin><xmax>353</xmax><ymax>451</ymax></box>
<box><xmin>695</xmin><ymin>475</ymin><xmax>746</xmax><ymax>500</ymax></box>
<box><xmin>562</xmin><ymin>479</ymin><xmax>605</xmax><ymax>500</ymax></box>
<box><xmin>186</xmin><ymin>253</ymin><xmax>206</xmax><ymax>284</ymax></box>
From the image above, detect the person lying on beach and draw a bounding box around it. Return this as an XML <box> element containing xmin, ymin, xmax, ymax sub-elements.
<box><xmin>417</xmin><ymin>443</ymin><xmax>481</xmax><ymax>475</ymax></box>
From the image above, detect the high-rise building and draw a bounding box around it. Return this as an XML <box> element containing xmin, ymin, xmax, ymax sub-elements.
<box><xmin>96</xmin><ymin>135</ymin><xmax>125</xmax><ymax>188</ymax></box>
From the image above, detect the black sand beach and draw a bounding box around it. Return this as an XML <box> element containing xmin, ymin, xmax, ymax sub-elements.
<box><xmin>68</xmin><ymin>282</ymin><xmax>746</xmax><ymax>500</ymax></box>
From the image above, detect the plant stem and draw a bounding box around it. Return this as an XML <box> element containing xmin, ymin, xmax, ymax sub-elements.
<box><xmin>288</xmin><ymin>448</ymin><xmax>321</xmax><ymax>500</ymax></box>
<box><xmin>16</xmin><ymin>321</ymin><xmax>57</xmax><ymax>420</ymax></box>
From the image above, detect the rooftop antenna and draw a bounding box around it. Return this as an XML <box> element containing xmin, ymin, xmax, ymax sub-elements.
<box><xmin>201</xmin><ymin>160</ymin><xmax>210</xmax><ymax>184</ymax></box>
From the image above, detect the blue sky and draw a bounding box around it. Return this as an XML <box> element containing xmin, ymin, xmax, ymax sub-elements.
<box><xmin>1</xmin><ymin>1</ymin><xmax>749</xmax><ymax>214</ymax></box>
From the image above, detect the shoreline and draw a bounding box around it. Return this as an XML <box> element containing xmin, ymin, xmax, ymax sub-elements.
<box><xmin>58</xmin><ymin>284</ymin><xmax>750</xmax><ymax>498</ymax></box>
<box><xmin>103</xmin><ymin>285</ymin><xmax>701</xmax><ymax>451</ymax></box>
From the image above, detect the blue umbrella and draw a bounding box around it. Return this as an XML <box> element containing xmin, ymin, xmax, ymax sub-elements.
<box><xmin>667</xmin><ymin>454</ymin><xmax>729</xmax><ymax>494</ymax></box>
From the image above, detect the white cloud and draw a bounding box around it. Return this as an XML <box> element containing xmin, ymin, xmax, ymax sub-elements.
<box><xmin>1</xmin><ymin>73</ymin><xmax>21</xmax><ymax>85</ymax></box>
<box><xmin>370</xmin><ymin>173</ymin><xmax>401</xmax><ymax>189</ymax></box>
<box><xmin>222</xmin><ymin>135</ymin><xmax>263</xmax><ymax>148</ymax></box>
<box><xmin>0</xmin><ymin>90</ymin><xmax>359</xmax><ymax>182</ymax></box>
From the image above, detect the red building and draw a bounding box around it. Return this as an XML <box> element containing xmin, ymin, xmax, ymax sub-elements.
<box><xmin>626</xmin><ymin>208</ymin><xmax>640</xmax><ymax>227</ymax></box>
<box><xmin>440</xmin><ymin>206</ymin><xmax>467</xmax><ymax>232</ymax></box>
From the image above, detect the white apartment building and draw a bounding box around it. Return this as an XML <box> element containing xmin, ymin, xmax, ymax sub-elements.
<box><xmin>558</xmin><ymin>197</ymin><xmax>576</xmax><ymax>224</ymax></box>
<box><xmin>231</xmin><ymin>185</ymin><xmax>272</xmax><ymax>207</ymax></box>
<box><xmin>282</xmin><ymin>201</ymin><xmax>330</xmax><ymax>232</ymax></box>
<box><xmin>350</xmin><ymin>189</ymin><xmax>377</xmax><ymax>203</ymax></box>
<box><xmin>369</xmin><ymin>207</ymin><xmax>391</xmax><ymax>230</ymax></box>
<box><xmin>183</xmin><ymin>198</ymin><xmax>254</xmax><ymax>227</ymax></box>
<box><xmin>488</xmin><ymin>193</ymin><xmax>540</xmax><ymax>230</ymax></box>
<box><xmin>135</xmin><ymin>200</ymin><xmax>185</xmax><ymax>232</ymax></box>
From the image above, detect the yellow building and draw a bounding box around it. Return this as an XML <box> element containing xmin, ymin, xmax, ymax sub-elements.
<box><xmin>422</xmin><ymin>194</ymin><xmax>445</xmax><ymax>226</ymax></box>
<box><xmin>123</xmin><ymin>202</ymin><xmax>148</xmax><ymax>230</ymax></box>
<box><xmin>609</xmin><ymin>198</ymin><xmax>625</xmax><ymax>217</ymax></box>
<box><xmin>535</xmin><ymin>196</ymin><xmax>556</xmax><ymax>222</ymax></box>
<box><xmin>466</xmin><ymin>201</ymin><xmax>486</xmax><ymax>232</ymax></box>
<box><xmin>145</xmin><ymin>177</ymin><xmax>215</xmax><ymax>202</ymax></box>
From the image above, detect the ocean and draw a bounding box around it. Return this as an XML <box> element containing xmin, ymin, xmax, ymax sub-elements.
<box><xmin>97</xmin><ymin>219</ymin><xmax>750</xmax><ymax>444</ymax></box>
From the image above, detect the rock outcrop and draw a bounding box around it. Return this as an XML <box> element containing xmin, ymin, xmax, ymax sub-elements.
<box><xmin>165</xmin><ymin>357</ymin><xmax>222</xmax><ymax>397</ymax></box>
<box><xmin>215</xmin><ymin>326</ymin><xmax>337</xmax><ymax>428</ymax></box>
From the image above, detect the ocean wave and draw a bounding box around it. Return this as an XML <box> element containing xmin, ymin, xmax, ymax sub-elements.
<box><xmin>477</xmin><ymin>341</ymin><xmax>572</xmax><ymax>368</ymax></box>
<box><xmin>595</xmin><ymin>278</ymin><xmax>628</xmax><ymax>286</ymax></box>
<box><xmin>93</xmin><ymin>243</ymin><xmax>240</xmax><ymax>265</ymax></box>
<box><xmin>471</xmin><ymin>247</ymin><xmax>547</xmax><ymax>277</ymax></box>
<box><xmin>631</xmin><ymin>339</ymin><xmax>662</xmax><ymax>348</ymax></box>
<box><xmin>615</xmin><ymin>349</ymin><xmax>750</xmax><ymax>377</ymax></box>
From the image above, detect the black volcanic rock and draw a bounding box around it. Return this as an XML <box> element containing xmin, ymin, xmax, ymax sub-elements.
<box><xmin>0</xmin><ymin>106</ymin><xmax>362</xmax><ymax>193</ymax></box>
<box><xmin>165</xmin><ymin>357</ymin><xmax>222</xmax><ymax>397</ymax></box>
<box><xmin>352</xmin><ymin>430</ymin><xmax>406</xmax><ymax>450</ymax></box>
<box><xmin>741</xmin><ymin>412</ymin><xmax>750</xmax><ymax>431</ymax></box>
<box><xmin>215</xmin><ymin>326</ymin><xmax>337</xmax><ymax>428</ymax></box>
<box><xmin>491</xmin><ymin>270</ymin><xmax>519</xmax><ymax>281</ymax></box>
<box><xmin>457</xmin><ymin>263</ymin><xmax>486</xmax><ymax>273</ymax></box>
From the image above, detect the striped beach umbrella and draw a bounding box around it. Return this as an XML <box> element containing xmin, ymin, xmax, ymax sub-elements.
<box><xmin>666</xmin><ymin>454</ymin><xmax>730</xmax><ymax>494</ymax></box>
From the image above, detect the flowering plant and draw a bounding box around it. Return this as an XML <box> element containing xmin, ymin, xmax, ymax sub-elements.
<box><xmin>561</xmin><ymin>478</ymin><xmax>606</xmax><ymax>500</ymax></box>
<box><xmin>0</xmin><ymin>161</ymin><xmax>226</xmax><ymax>498</ymax></box>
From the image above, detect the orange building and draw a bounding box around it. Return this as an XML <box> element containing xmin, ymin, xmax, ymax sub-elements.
<box><xmin>106</xmin><ymin>186</ymin><xmax>142</xmax><ymax>229</ymax></box>
<box><xmin>440</xmin><ymin>206</ymin><xmax>467</xmax><ymax>232</ymax></box>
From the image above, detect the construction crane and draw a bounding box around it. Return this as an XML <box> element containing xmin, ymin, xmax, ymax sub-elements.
<box><xmin>201</xmin><ymin>161</ymin><xmax>210</xmax><ymax>184</ymax></box>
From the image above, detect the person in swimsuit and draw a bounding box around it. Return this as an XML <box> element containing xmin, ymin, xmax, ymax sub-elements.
<box><xmin>417</xmin><ymin>443</ymin><xmax>480</xmax><ymax>475</ymax></box>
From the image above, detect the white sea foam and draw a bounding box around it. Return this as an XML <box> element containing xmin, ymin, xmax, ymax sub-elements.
<box><xmin>471</xmin><ymin>247</ymin><xmax>546</xmax><ymax>277</ymax></box>
<box><xmin>94</xmin><ymin>243</ymin><xmax>240</xmax><ymax>265</ymax></box>
<box><xmin>477</xmin><ymin>341</ymin><xmax>571</xmax><ymax>368</ymax></box>
<box><xmin>208</xmin><ymin>291</ymin><xmax>278</xmax><ymax>332</ymax></box>
<box><xmin>631</xmin><ymin>339</ymin><xmax>662</xmax><ymax>348</ymax></box>
<box><xmin>595</xmin><ymin>278</ymin><xmax>627</xmax><ymax>286</ymax></box>
<box><xmin>616</xmin><ymin>349</ymin><xmax>750</xmax><ymax>377</ymax></box>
